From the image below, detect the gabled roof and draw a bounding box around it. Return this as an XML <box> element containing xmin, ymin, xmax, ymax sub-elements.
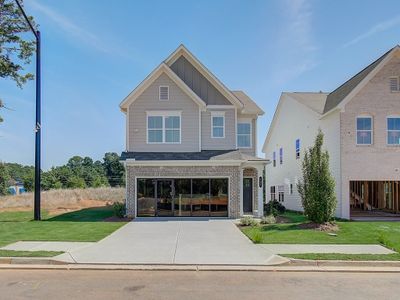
<box><xmin>232</xmin><ymin>91</ymin><xmax>265</xmax><ymax>115</ymax></box>
<box><xmin>287</xmin><ymin>92</ymin><xmax>328</xmax><ymax>114</ymax></box>
<box><xmin>323</xmin><ymin>46</ymin><xmax>398</xmax><ymax>114</ymax></box>
<box><xmin>119</xmin><ymin>63</ymin><xmax>206</xmax><ymax>112</ymax></box>
<box><xmin>164</xmin><ymin>45</ymin><xmax>245</xmax><ymax>109</ymax></box>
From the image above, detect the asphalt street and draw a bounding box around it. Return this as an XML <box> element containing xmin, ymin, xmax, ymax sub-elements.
<box><xmin>1</xmin><ymin>269</ymin><xmax>399</xmax><ymax>300</ymax></box>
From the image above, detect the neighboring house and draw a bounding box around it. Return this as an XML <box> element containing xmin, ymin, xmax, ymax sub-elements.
<box><xmin>8</xmin><ymin>180</ymin><xmax>26</xmax><ymax>195</ymax></box>
<box><xmin>120</xmin><ymin>45</ymin><xmax>266</xmax><ymax>218</ymax></box>
<box><xmin>262</xmin><ymin>46</ymin><xmax>400</xmax><ymax>219</ymax></box>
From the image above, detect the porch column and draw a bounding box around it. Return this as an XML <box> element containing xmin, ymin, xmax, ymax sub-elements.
<box><xmin>239</xmin><ymin>167</ymin><xmax>244</xmax><ymax>216</ymax></box>
<box><xmin>255</xmin><ymin>165</ymin><xmax>264</xmax><ymax>217</ymax></box>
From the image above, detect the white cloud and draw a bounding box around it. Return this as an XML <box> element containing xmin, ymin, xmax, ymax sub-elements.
<box><xmin>343</xmin><ymin>15</ymin><xmax>400</xmax><ymax>48</ymax></box>
<box><xmin>271</xmin><ymin>0</ymin><xmax>318</xmax><ymax>85</ymax></box>
<box><xmin>28</xmin><ymin>0</ymin><xmax>133</xmax><ymax>59</ymax></box>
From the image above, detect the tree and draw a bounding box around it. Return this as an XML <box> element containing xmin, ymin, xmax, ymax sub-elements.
<box><xmin>0</xmin><ymin>163</ymin><xmax>11</xmax><ymax>195</ymax></box>
<box><xmin>297</xmin><ymin>129</ymin><xmax>337</xmax><ymax>224</ymax></box>
<box><xmin>1</xmin><ymin>0</ymin><xmax>37</xmax><ymax>122</ymax></box>
<box><xmin>103</xmin><ymin>152</ymin><xmax>125</xmax><ymax>187</ymax></box>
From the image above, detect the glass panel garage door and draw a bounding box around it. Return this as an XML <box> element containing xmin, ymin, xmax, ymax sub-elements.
<box><xmin>136</xmin><ymin>178</ymin><xmax>228</xmax><ymax>217</ymax></box>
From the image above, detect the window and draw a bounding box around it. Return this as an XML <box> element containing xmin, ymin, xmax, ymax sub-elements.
<box><xmin>279</xmin><ymin>148</ymin><xmax>283</xmax><ymax>164</ymax></box>
<box><xmin>356</xmin><ymin>116</ymin><xmax>373</xmax><ymax>145</ymax></box>
<box><xmin>390</xmin><ymin>77</ymin><xmax>399</xmax><ymax>92</ymax></box>
<box><xmin>270</xmin><ymin>186</ymin><xmax>276</xmax><ymax>201</ymax></box>
<box><xmin>289</xmin><ymin>184</ymin><xmax>293</xmax><ymax>195</ymax></box>
<box><xmin>211</xmin><ymin>112</ymin><xmax>225</xmax><ymax>138</ymax></box>
<box><xmin>387</xmin><ymin>117</ymin><xmax>400</xmax><ymax>145</ymax></box>
<box><xmin>165</xmin><ymin>116</ymin><xmax>180</xmax><ymax>143</ymax></box>
<box><xmin>237</xmin><ymin>122</ymin><xmax>251</xmax><ymax>148</ymax></box>
<box><xmin>148</xmin><ymin>116</ymin><xmax>163</xmax><ymax>143</ymax></box>
<box><xmin>159</xmin><ymin>86</ymin><xmax>169</xmax><ymax>100</ymax></box>
<box><xmin>272</xmin><ymin>151</ymin><xmax>276</xmax><ymax>167</ymax></box>
<box><xmin>147</xmin><ymin>112</ymin><xmax>181</xmax><ymax>144</ymax></box>
<box><xmin>295</xmin><ymin>139</ymin><xmax>300</xmax><ymax>159</ymax></box>
<box><xmin>278</xmin><ymin>185</ymin><xmax>284</xmax><ymax>202</ymax></box>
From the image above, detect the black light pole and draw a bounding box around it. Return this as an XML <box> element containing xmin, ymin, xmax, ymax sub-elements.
<box><xmin>15</xmin><ymin>0</ymin><xmax>41</xmax><ymax>220</ymax></box>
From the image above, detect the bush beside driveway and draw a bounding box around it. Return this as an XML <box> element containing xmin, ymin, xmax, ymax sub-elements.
<box><xmin>240</xmin><ymin>211</ymin><xmax>400</xmax><ymax>261</ymax></box>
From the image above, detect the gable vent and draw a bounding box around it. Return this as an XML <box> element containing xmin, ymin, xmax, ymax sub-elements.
<box><xmin>390</xmin><ymin>77</ymin><xmax>399</xmax><ymax>92</ymax></box>
<box><xmin>159</xmin><ymin>86</ymin><xmax>169</xmax><ymax>100</ymax></box>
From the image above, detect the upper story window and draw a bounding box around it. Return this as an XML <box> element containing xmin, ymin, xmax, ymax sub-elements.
<box><xmin>390</xmin><ymin>77</ymin><xmax>399</xmax><ymax>92</ymax></box>
<box><xmin>211</xmin><ymin>112</ymin><xmax>225</xmax><ymax>138</ymax></box>
<box><xmin>356</xmin><ymin>116</ymin><xmax>373</xmax><ymax>145</ymax></box>
<box><xmin>295</xmin><ymin>139</ymin><xmax>300</xmax><ymax>159</ymax></box>
<box><xmin>279</xmin><ymin>147</ymin><xmax>283</xmax><ymax>164</ymax></box>
<box><xmin>159</xmin><ymin>86</ymin><xmax>169</xmax><ymax>101</ymax></box>
<box><xmin>270</xmin><ymin>186</ymin><xmax>276</xmax><ymax>201</ymax></box>
<box><xmin>147</xmin><ymin>112</ymin><xmax>181</xmax><ymax>144</ymax></box>
<box><xmin>272</xmin><ymin>151</ymin><xmax>276</xmax><ymax>167</ymax></box>
<box><xmin>387</xmin><ymin>117</ymin><xmax>400</xmax><ymax>145</ymax></box>
<box><xmin>237</xmin><ymin>122</ymin><xmax>251</xmax><ymax>148</ymax></box>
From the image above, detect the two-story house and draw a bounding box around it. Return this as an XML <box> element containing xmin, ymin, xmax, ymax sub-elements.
<box><xmin>120</xmin><ymin>45</ymin><xmax>266</xmax><ymax>218</ymax></box>
<box><xmin>262</xmin><ymin>46</ymin><xmax>400</xmax><ymax>219</ymax></box>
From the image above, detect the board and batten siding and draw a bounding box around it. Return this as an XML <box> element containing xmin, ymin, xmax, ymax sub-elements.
<box><xmin>201</xmin><ymin>108</ymin><xmax>236</xmax><ymax>150</ymax></box>
<box><xmin>127</xmin><ymin>73</ymin><xmax>200</xmax><ymax>152</ymax></box>
<box><xmin>170</xmin><ymin>56</ymin><xmax>232</xmax><ymax>105</ymax></box>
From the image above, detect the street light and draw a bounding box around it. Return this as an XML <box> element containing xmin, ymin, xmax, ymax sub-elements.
<box><xmin>15</xmin><ymin>0</ymin><xmax>41</xmax><ymax>221</ymax></box>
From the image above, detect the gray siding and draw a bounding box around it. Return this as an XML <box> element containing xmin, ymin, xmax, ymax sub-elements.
<box><xmin>128</xmin><ymin>73</ymin><xmax>200</xmax><ymax>152</ymax></box>
<box><xmin>170</xmin><ymin>56</ymin><xmax>232</xmax><ymax>105</ymax></box>
<box><xmin>201</xmin><ymin>109</ymin><xmax>236</xmax><ymax>150</ymax></box>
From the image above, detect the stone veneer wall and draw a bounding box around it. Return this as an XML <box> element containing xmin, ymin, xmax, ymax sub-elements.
<box><xmin>243</xmin><ymin>168</ymin><xmax>259</xmax><ymax>214</ymax></box>
<box><xmin>126</xmin><ymin>166</ymin><xmax>241</xmax><ymax>218</ymax></box>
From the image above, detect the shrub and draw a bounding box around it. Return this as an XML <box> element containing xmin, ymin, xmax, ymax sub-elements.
<box><xmin>252</xmin><ymin>232</ymin><xmax>263</xmax><ymax>244</ymax></box>
<box><xmin>260</xmin><ymin>215</ymin><xmax>276</xmax><ymax>225</ymax></box>
<box><xmin>113</xmin><ymin>202</ymin><xmax>126</xmax><ymax>218</ymax></box>
<box><xmin>297</xmin><ymin>130</ymin><xmax>337</xmax><ymax>224</ymax></box>
<box><xmin>264</xmin><ymin>200</ymin><xmax>286</xmax><ymax>216</ymax></box>
<box><xmin>239</xmin><ymin>216</ymin><xmax>257</xmax><ymax>226</ymax></box>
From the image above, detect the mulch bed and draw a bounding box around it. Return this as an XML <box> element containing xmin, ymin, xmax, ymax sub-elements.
<box><xmin>297</xmin><ymin>222</ymin><xmax>339</xmax><ymax>232</ymax></box>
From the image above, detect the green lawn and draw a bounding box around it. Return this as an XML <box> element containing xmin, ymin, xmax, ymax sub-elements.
<box><xmin>241</xmin><ymin>211</ymin><xmax>400</xmax><ymax>261</ymax></box>
<box><xmin>0</xmin><ymin>206</ymin><xmax>127</xmax><ymax>257</ymax></box>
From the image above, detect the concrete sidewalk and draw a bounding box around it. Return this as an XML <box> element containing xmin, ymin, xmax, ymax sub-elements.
<box><xmin>258</xmin><ymin>244</ymin><xmax>395</xmax><ymax>254</ymax></box>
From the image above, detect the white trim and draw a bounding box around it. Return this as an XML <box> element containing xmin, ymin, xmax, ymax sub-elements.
<box><xmin>158</xmin><ymin>85</ymin><xmax>169</xmax><ymax>101</ymax></box>
<box><xmin>356</xmin><ymin>115</ymin><xmax>373</xmax><ymax>145</ymax></box>
<box><xmin>237</xmin><ymin>119</ymin><xmax>252</xmax><ymax>149</ymax></box>
<box><xmin>198</xmin><ymin>109</ymin><xmax>202</xmax><ymax>151</ymax></box>
<box><xmin>164</xmin><ymin>45</ymin><xmax>244</xmax><ymax>109</ymax></box>
<box><xmin>119</xmin><ymin>63</ymin><xmax>206</xmax><ymax>111</ymax></box>
<box><xmin>211</xmin><ymin>111</ymin><xmax>225</xmax><ymax>139</ymax></box>
<box><xmin>387</xmin><ymin>115</ymin><xmax>400</xmax><ymax>146</ymax></box>
<box><xmin>146</xmin><ymin>111</ymin><xmax>182</xmax><ymax>144</ymax></box>
<box><xmin>207</xmin><ymin>105</ymin><xmax>235</xmax><ymax>109</ymax></box>
<box><xmin>126</xmin><ymin>105</ymin><xmax>129</xmax><ymax>151</ymax></box>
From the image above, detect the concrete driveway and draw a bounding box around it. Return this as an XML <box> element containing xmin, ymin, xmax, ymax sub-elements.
<box><xmin>55</xmin><ymin>218</ymin><xmax>285</xmax><ymax>265</ymax></box>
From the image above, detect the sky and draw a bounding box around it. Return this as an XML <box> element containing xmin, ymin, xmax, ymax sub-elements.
<box><xmin>1</xmin><ymin>0</ymin><xmax>399</xmax><ymax>169</ymax></box>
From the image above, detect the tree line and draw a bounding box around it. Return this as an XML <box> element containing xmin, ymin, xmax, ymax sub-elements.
<box><xmin>0</xmin><ymin>152</ymin><xmax>125</xmax><ymax>195</ymax></box>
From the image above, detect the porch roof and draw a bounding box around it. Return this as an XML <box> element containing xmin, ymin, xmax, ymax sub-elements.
<box><xmin>120</xmin><ymin>150</ymin><xmax>268</xmax><ymax>163</ymax></box>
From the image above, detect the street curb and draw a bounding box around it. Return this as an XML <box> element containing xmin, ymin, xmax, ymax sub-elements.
<box><xmin>0</xmin><ymin>257</ymin><xmax>400</xmax><ymax>272</ymax></box>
